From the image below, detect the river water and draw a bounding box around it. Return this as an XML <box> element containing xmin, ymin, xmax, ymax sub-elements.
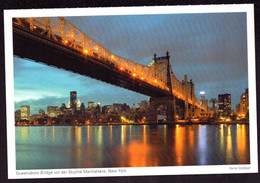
<box><xmin>16</xmin><ymin>124</ymin><xmax>250</xmax><ymax>170</ymax></box>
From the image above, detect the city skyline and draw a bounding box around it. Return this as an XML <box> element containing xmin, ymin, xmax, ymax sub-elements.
<box><xmin>14</xmin><ymin>13</ymin><xmax>248</xmax><ymax>114</ymax></box>
<box><xmin>15</xmin><ymin>89</ymin><xmax>144</xmax><ymax>115</ymax></box>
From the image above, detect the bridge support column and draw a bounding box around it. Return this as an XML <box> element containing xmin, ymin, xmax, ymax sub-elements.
<box><xmin>148</xmin><ymin>96</ymin><xmax>176</xmax><ymax>123</ymax></box>
<box><xmin>184</xmin><ymin>75</ymin><xmax>189</xmax><ymax>119</ymax></box>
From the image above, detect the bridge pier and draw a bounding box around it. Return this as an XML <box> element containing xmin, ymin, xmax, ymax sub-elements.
<box><xmin>148</xmin><ymin>96</ymin><xmax>176</xmax><ymax>123</ymax></box>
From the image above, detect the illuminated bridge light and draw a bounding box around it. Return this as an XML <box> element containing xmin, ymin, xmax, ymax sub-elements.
<box><xmin>13</xmin><ymin>18</ymin><xmax>206</xmax><ymax>111</ymax></box>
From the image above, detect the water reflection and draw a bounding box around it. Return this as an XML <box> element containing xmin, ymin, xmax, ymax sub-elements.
<box><xmin>16</xmin><ymin>124</ymin><xmax>250</xmax><ymax>170</ymax></box>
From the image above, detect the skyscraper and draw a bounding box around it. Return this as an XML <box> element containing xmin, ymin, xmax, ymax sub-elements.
<box><xmin>21</xmin><ymin>105</ymin><xmax>30</xmax><ymax>120</ymax></box>
<box><xmin>240</xmin><ymin>88</ymin><xmax>249</xmax><ymax>115</ymax></box>
<box><xmin>200</xmin><ymin>91</ymin><xmax>205</xmax><ymax>104</ymax></box>
<box><xmin>218</xmin><ymin>94</ymin><xmax>231</xmax><ymax>117</ymax></box>
<box><xmin>70</xmin><ymin>91</ymin><xmax>77</xmax><ymax>112</ymax></box>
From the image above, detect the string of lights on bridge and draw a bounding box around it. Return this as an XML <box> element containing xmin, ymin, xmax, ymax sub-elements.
<box><xmin>13</xmin><ymin>17</ymin><xmax>203</xmax><ymax>109</ymax></box>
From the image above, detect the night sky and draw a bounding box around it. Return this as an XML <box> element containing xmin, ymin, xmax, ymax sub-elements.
<box><xmin>14</xmin><ymin>12</ymin><xmax>248</xmax><ymax>114</ymax></box>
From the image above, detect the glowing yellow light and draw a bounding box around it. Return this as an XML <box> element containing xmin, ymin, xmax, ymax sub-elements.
<box><xmin>133</xmin><ymin>73</ymin><xmax>136</xmax><ymax>77</ymax></box>
<box><xmin>33</xmin><ymin>26</ymin><xmax>37</xmax><ymax>29</ymax></box>
<box><xmin>64</xmin><ymin>40</ymin><xmax>68</xmax><ymax>44</ymax></box>
<box><xmin>154</xmin><ymin>79</ymin><xmax>157</xmax><ymax>83</ymax></box>
<box><xmin>111</xmin><ymin>55</ymin><xmax>114</xmax><ymax>59</ymax></box>
<box><xmin>84</xmin><ymin>49</ymin><xmax>88</xmax><ymax>53</ymax></box>
<box><xmin>141</xmin><ymin>77</ymin><xmax>144</xmax><ymax>80</ymax></box>
<box><xmin>120</xmin><ymin>67</ymin><xmax>124</xmax><ymax>70</ymax></box>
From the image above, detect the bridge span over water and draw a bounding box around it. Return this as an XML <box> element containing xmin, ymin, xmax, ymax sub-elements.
<box><xmin>13</xmin><ymin>17</ymin><xmax>210</xmax><ymax>123</ymax></box>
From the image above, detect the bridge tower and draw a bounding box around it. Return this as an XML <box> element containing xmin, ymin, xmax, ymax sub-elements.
<box><xmin>148</xmin><ymin>51</ymin><xmax>176</xmax><ymax>123</ymax></box>
<box><xmin>184</xmin><ymin>75</ymin><xmax>196</xmax><ymax>119</ymax></box>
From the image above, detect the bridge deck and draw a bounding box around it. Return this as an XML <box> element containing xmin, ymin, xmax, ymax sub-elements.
<box><xmin>13</xmin><ymin>24</ymin><xmax>171</xmax><ymax>98</ymax></box>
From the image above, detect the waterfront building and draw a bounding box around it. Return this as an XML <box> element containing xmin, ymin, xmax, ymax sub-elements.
<box><xmin>15</xmin><ymin>109</ymin><xmax>21</xmax><ymax>122</ymax></box>
<box><xmin>30</xmin><ymin>114</ymin><xmax>39</xmax><ymax>124</ymax></box>
<box><xmin>200</xmin><ymin>91</ymin><xmax>205</xmax><ymax>104</ymax></box>
<box><xmin>21</xmin><ymin>105</ymin><xmax>30</xmax><ymax>120</ymax></box>
<box><xmin>88</xmin><ymin>101</ymin><xmax>94</xmax><ymax>109</ymax></box>
<box><xmin>209</xmin><ymin>98</ymin><xmax>218</xmax><ymax>115</ymax></box>
<box><xmin>240</xmin><ymin>88</ymin><xmax>249</xmax><ymax>115</ymax></box>
<box><xmin>77</xmin><ymin>99</ymin><xmax>81</xmax><ymax>111</ymax></box>
<box><xmin>60</xmin><ymin>103</ymin><xmax>68</xmax><ymax>115</ymax></box>
<box><xmin>236</xmin><ymin>103</ymin><xmax>240</xmax><ymax>113</ymax></box>
<box><xmin>218</xmin><ymin>93</ymin><xmax>231</xmax><ymax>117</ymax></box>
<box><xmin>199</xmin><ymin>91</ymin><xmax>210</xmax><ymax>110</ymax></box>
<box><xmin>138</xmin><ymin>100</ymin><xmax>149</xmax><ymax>111</ymax></box>
<box><xmin>47</xmin><ymin>106</ymin><xmax>60</xmax><ymax>117</ymax></box>
<box><xmin>95</xmin><ymin>103</ymin><xmax>101</xmax><ymax>113</ymax></box>
<box><xmin>70</xmin><ymin>91</ymin><xmax>77</xmax><ymax>112</ymax></box>
<box><xmin>132</xmin><ymin>103</ymin><xmax>136</xmax><ymax>110</ymax></box>
<box><xmin>39</xmin><ymin>109</ymin><xmax>45</xmax><ymax>118</ymax></box>
<box><xmin>80</xmin><ymin>103</ymin><xmax>86</xmax><ymax>114</ymax></box>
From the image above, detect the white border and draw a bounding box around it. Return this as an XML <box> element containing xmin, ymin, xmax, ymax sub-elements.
<box><xmin>4</xmin><ymin>4</ymin><xmax>257</xmax><ymax>179</ymax></box>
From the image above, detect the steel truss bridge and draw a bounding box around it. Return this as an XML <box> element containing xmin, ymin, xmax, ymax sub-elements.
<box><xmin>13</xmin><ymin>17</ymin><xmax>207</xmax><ymax>122</ymax></box>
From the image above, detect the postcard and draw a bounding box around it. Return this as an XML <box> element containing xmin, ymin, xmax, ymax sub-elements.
<box><xmin>4</xmin><ymin>4</ymin><xmax>257</xmax><ymax>179</ymax></box>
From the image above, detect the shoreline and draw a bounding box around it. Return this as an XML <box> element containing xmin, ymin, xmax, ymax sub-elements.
<box><xmin>15</xmin><ymin>121</ymin><xmax>249</xmax><ymax>127</ymax></box>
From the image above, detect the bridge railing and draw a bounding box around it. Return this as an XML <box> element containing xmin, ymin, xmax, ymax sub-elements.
<box><xmin>13</xmin><ymin>17</ymin><xmax>170</xmax><ymax>92</ymax></box>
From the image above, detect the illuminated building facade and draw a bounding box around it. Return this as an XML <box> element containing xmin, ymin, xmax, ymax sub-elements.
<box><xmin>47</xmin><ymin>106</ymin><xmax>60</xmax><ymax>117</ymax></box>
<box><xmin>200</xmin><ymin>91</ymin><xmax>205</xmax><ymax>103</ymax></box>
<box><xmin>88</xmin><ymin>101</ymin><xmax>94</xmax><ymax>109</ymax></box>
<box><xmin>21</xmin><ymin>105</ymin><xmax>30</xmax><ymax>120</ymax></box>
<box><xmin>218</xmin><ymin>94</ymin><xmax>231</xmax><ymax>117</ymax></box>
<box><xmin>240</xmin><ymin>88</ymin><xmax>249</xmax><ymax>115</ymax></box>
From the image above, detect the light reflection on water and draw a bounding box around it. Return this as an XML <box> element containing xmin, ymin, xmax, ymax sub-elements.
<box><xmin>16</xmin><ymin>124</ymin><xmax>250</xmax><ymax>170</ymax></box>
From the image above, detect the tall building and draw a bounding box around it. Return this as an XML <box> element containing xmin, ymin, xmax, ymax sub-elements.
<box><xmin>200</xmin><ymin>91</ymin><xmax>205</xmax><ymax>104</ymax></box>
<box><xmin>132</xmin><ymin>103</ymin><xmax>136</xmax><ymax>110</ymax></box>
<box><xmin>138</xmin><ymin>100</ymin><xmax>149</xmax><ymax>111</ymax></box>
<box><xmin>236</xmin><ymin>103</ymin><xmax>240</xmax><ymax>113</ymax></box>
<box><xmin>77</xmin><ymin>99</ymin><xmax>81</xmax><ymax>111</ymax></box>
<box><xmin>70</xmin><ymin>91</ymin><xmax>77</xmax><ymax>112</ymax></box>
<box><xmin>80</xmin><ymin>103</ymin><xmax>86</xmax><ymax>114</ymax></box>
<box><xmin>94</xmin><ymin>103</ymin><xmax>101</xmax><ymax>112</ymax></box>
<box><xmin>240</xmin><ymin>88</ymin><xmax>249</xmax><ymax>115</ymax></box>
<box><xmin>88</xmin><ymin>101</ymin><xmax>94</xmax><ymax>109</ymax></box>
<box><xmin>15</xmin><ymin>109</ymin><xmax>21</xmax><ymax>122</ymax></box>
<box><xmin>47</xmin><ymin>106</ymin><xmax>60</xmax><ymax>117</ymax></box>
<box><xmin>218</xmin><ymin>94</ymin><xmax>231</xmax><ymax>117</ymax></box>
<box><xmin>21</xmin><ymin>105</ymin><xmax>30</xmax><ymax>120</ymax></box>
<box><xmin>39</xmin><ymin>109</ymin><xmax>45</xmax><ymax>118</ymax></box>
